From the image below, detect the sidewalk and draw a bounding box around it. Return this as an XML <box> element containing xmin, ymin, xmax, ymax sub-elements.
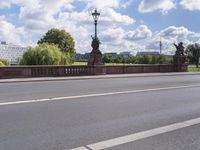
<box><xmin>0</xmin><ymin>72</ymin><xmax>200</xmax><ymax>83</ymax></box>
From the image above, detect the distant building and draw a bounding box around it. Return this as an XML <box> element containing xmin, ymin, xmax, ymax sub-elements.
<box><xmin>119</xmin><ymin>51</ymin><xmax>131</xmax><ymax>57</ymax></box>
<box><xmin>136</xmin><ymin>51</ymin><xmax>160</xmax><ymax>57</ymax></box>
<box><xmin>137</xmin><ymin>51</ymin><xmax>173</xmax><ymax>62</ymax></box>
<box><xmin>75</xmin><ymin>53</ymin><xmax>90</xmax><ymax>61</ymax></box>
<box><xmin>164</xmin><ymin>55</ymin><xmax>174</xmax><ymax>61</ymax></box>
<box><xmin>0</xmin><ymin>41</ymin><xmax>27</xmax><ymax>64</ymax></box>
<box><xmin>103</xmin><ymin>53</ymin><xmax>118</xmax><ymax>57</ymax></box>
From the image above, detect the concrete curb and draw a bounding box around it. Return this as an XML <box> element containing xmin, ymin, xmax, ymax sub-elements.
<box><xmin>0</xmin><ymin>72</ymin><xmax>200</xmax><ymax>84</ymax></box>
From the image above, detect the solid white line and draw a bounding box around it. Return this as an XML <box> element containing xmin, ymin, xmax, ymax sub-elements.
<box><xmin>71</xmin><ymin>117</ymin><xmax>200</xmax><ymax>150</ymax></box>
<box><xmin>69</xmin><ymin>147</ymin><xmax>88</xmax><ymax>150</ymax></box>
<box><xmin>0</xmin><ymin>84</ymin><xmax>200</xmax><ymax>106</ymax></box>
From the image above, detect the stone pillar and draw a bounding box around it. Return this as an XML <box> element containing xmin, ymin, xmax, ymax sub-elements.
<box><xmin>173</xmin><ymin>42</ymin><xmax>188</xmax><ymax>72</ymax></box>
<box><xmin>88</xmin><ymin>49</ymin><xmax>106</xmax><ymax>75</ymax></box>
<box><xmin>87</xmin><ymin>36</ymin><xmax>106</xmax><ymax>75</ymax></box>
<box><xmin>174</xmin><ymin>55</ymin><xmax>187</xmax><ymax>72</ymax></box>
<box><xmin>88</xmin><ymin>49</ymin><xmax>102</xmax><ymax>65</ymax></box>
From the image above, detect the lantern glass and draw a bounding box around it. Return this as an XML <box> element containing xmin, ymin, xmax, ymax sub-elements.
<box><xmin>92</xmin><ymin>9</ymin><xmax>100</xmax><ymax>21</ymax></box>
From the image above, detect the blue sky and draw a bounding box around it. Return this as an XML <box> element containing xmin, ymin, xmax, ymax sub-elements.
<box><xmin>0</xmin><ymin>0</ymin><xmax>200</xmax><ymax>54</ymax></box>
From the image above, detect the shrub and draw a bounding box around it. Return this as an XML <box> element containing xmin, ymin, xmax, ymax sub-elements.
<box><xmin>20</xmin><ymin>43</ymin><xmax>70</xmax><ymax>65</ymax></box>
<box><xmin>0</xmin><ymin>59</ymin><xmax>9</xmax><ymax>66</ymax></box>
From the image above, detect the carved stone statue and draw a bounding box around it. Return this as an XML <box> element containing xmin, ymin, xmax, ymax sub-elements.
<box><xmin>88</xmin><ymin>36</ymin><xmax>103</xmax><ymax>66</ymax></box>
<box><xmin>173</xmin><ymin>42</ymin><xmax>187</xmax><ymax>69</ymax></box>
<box><xmin>174</xmin><ymin>42</ymin><xmax>185</xmax><ymax>56</ymax></box>
<box><xmin>91</xmin><ymin>36</ymin><xmax>100</xmax><ymax>50</ymax></box>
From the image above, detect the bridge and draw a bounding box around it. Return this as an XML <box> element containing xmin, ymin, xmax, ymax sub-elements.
<box><xmin>1</xmin><ymin>73</ymin><xmax>200</xmax><ymax>149</ymax></box>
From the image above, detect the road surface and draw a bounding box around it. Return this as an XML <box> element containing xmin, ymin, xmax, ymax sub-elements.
<box><xmin>1</xmin><ymin>74</ymin><xmax>200</xmax><ymax>150</ymax></box>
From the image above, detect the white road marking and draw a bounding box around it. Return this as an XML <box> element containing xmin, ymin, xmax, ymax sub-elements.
<box><xmin>69</xmin><ymin>147</ymin><xmax>89</xmax><ymax>150</ymax></box>
<box><xmin>0</xmin><ymin>84</ymin><xmax>200</xmax><ymax>106</ymax></box>
<box><xmin>70</xmin><ymin>117</ymin><xmax>200</xmax><ymax>150</ymax></box>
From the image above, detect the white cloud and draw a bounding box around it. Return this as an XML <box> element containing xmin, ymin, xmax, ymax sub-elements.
<box><xmin>100</xmin><ymin>26</ymin><xmax>152</xmax><ymax>53</ymax></box>
<box><xmin>146</xmin><ymin>36</ymin><xmax>175</xmax><ymax>54</ymax></box>
<box><xmin>0</xmin><ymin>0</ymin><xmax>74</xmax><ymax>10</ymax></box>
<box><xmin>19</xmin><ymin>7</ymin><xmax>55</xmax><ymax>31</ymax></box>
<box><xmin>40</xmin><ymin>0</ymin><xmax>74</xmax><ymax>12</ymax></box>
<box><xmin>0</xmin><ymin>0</ymin><xmax>77</xmax><ymax>46</ymax></box>
<box><xmin>0</xmin><ymin>0</ymin><xmax>39</xmax><ymax>9</ymax></box>
<box><xmin>100</xmin><ymin>27</ymin><xmax>139</xmax><ymax>53</ymax></box>
<box><xmin>0</xmin><ymin>0</ymin><xmax>11</xmax><ymax>9</ymax></box>
<box><xmin>82</xmin><ymin>0</ymin><xmax>134</xmax><ymax>9</ymax></box>
<box><xmin>0</xmin><ymin>0</ymin><xmax>136</xmax><ymax>54</ymax></box>
<box><xmin>1</xmin><ymin>0</ymin><xmax>200</xmax><ymax>55</ymax></box>
<box><xmin>82</xmin><ymin>0</ymin><xmax>120</xmax><ymax>9</ymax></box>
<box><xmin>159</xmin><ymin>26</ymin><xmax>200</xmax><ymax>42</ymax></box>
<box><xmin>139</xmin><ymin>0</ymin><xmax>176</xmax><ymax>14</ymax></box>
<box><xmin>146</xmin><ymin>26</ymin><xmax>200</xmax><ymax>54</ymax></box>
<box><xmin>18</xmin><ymin>0</ymin><xmax>75</xmax><ymax>30</ymax></box>
<box><xmin>125</xmin><ymin>25</ymin><xmax>152</xmax><ymax>41</ymax></box>
<box><xmin>0</xmin><ymin>16</ymin><xmax>30</xmax><ymax>45</ymax></box>
<box><xmin>102</xmin><ymin>8</ymin><xmax>135</xmax><ymax>26</ymax></box>
<box><xmin>58</xmin><ymin>8</ymin><xmax>135</xmax><ymax>27</ymax></box>
<box><xmin>122</xmin><ymin>0</ymin><xmax>133</xmax><ymax>8</ymax></box>
<box><xmin>101</xmin><ymin>27</ymin><xmax>125</xmax><ymax>44</ymax></box>
<box><xmin>180</xmin><ymin>0</ymin><xmax>200</xmax><ymax>11</ymax></box>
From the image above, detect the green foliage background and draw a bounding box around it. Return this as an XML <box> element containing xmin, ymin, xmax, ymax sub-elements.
<box><xmin>20</xmin><ymin>43</ymin><xmax>70</xmax><ymax>65</ymax></box>
<box><xmin>0</xmin><ymin>59</ymin><xmax>9</xmax><ymax>66</ymax></box>
<box><xmin>102</xmin><ymin>54</ymin><xmax>170</xmax><ymax>64</ymax></box>
<box><xmin>38</xmin><ymin>28</ymin><xmax>75</xmax><ymax>63</ymax></box>
<box><xmin>186</xmin><ymin>43</ymin><xmax>200</xmax><ymax>67</ymax></box>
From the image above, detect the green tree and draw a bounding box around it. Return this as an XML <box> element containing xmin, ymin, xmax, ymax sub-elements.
<box><xmin>102</xmin><ymin>54</ymin><xmax>111</xmax><ymax>63</ymax></box>
<box><xmin>138</xmin><ymin>55</ymin><xmax>152</xmax><ymax>64</ymax></box>
<box><xmin>150</xmin><ymin>55</ymin><xmax>158</xmax><ymax>64</ymax></box>
<box><xmin>0</xmin><ymin>61</ymin><xmax>4</xmax><ymax>66</ymax></box>
<box><xmin>113</xmin><ymin>55</ymin><xmax>123</xmax><ymax>63</ymax></box>
<box><xmin>38</xmin><ymin>28</ymin><xmax>75</xmax><ymax>63</ymax></box>
<box><xmin>125</xmin><ymin>56</ymin><xmax>132</xmax><ymax>64</ymax></box>
<box><xmin>158</xmin><ymin>55</ymin><xmax>169</xmax><ymax>64</ymax></box>
<box><xmin>102</xmin><ymin>54</ymin><xmax>115</xmax><ymax>63</ymax></box>
<box><xmin>186</xmin><ymin>43</ymin><xmax>200</xmax><ymax>67</ymax></box>
<box><xmin>128</xmin><ymin>56</ymin><xmax>135</xmax><ymax>64</ymax></box>
<box><xmin>0</xmin><ymin>59</ymin><xmax>9</xmax><ymax>66</ymax></box>
<box><xmin>20</xmin><ymin>43</ymin><xmax>70</xmax><ymax>65</ymax></box>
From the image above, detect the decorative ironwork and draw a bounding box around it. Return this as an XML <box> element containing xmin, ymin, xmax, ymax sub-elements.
<box><xmin>88</xmin><ymin>8</ymin><xmax>103</xmax><ymax>66</ymax></box>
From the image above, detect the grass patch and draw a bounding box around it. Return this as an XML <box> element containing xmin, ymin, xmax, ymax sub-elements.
<box><xmin>105</xmin><ymin>63</ymin><xmax>132</xmax><ymax>66</ymax></box>
<box><xmin>72</xmin><ymin>61</ymin><xmax>87</xmax><ymax>65</ymax></box>
<box><xmin>72</xmin><ymin>62</ymin><xmax>132</xmax><ymax>66</ymax></box>
<box><xmin>188</xmin><ymin>66</ymin><xmax>200</xmax><ymax>72</ymax></box>
<box><xmin>72</xmin><ymin>62</ymin><xmax>169</xmax><ymax>66</ymax></box>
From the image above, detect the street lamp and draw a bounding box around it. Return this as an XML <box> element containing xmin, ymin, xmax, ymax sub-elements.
<box><xmin>88</xmin><ymin>8</ymin><xmax>104</xmax><ymax>67</ymax></box>
<box><xmin>92</xmin><ymin>8</ymin><xmax>100</xmax><ymax>39</ymax></box>
<box><xmin>159</xmin><ymin>35</ymin><xmax>162</xmax><ymax>55</ymax></box>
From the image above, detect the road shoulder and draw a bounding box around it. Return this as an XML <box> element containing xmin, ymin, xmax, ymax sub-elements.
<box><xmin>0</xmin><ymin>72</ymin><xmax>200</xmax><ymax>83</ymax></box>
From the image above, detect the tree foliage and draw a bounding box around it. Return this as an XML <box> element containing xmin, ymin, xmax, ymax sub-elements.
<box><xmin>20</xmin><ymin>43</ymin><xmax>70</xmax><ymax>65</ymax></box>
<box><xmin>158</xmin><ymin>55</ymin><xmax>169</xmax><ymax>64</ymax></box>
<box><xmin>38</xmin><ymin>28</ymin><xmax>75</xmax><ymax>62</ymax></box>
<box><xmin>0</xmin><ymin>61</ymin><xmax>4</xmax><ymax>66</ymax></box>
<box><xmin>102</xmin><ymin>54</ymin><xmax>113</xmax><ymax>63</ymax></box>
<box><xmin>185</xmin><ymin>43</ymin><xmax>200</xmax><ymax>67</ymax></box>
<box><xmin>102</xmin><ymin>54</ymin><xmax>170</xmax><ymax>64</ymax></box>
<box><xmin>0</xmin><ymin>58</ymin><xmax>9</xmax><ymax>66</ymax></box>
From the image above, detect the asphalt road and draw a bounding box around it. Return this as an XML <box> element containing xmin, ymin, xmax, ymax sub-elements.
<box><xmin>1</xmin><ymin>74</ymin><xmax>200</xmax><ymax>150</ymax></box>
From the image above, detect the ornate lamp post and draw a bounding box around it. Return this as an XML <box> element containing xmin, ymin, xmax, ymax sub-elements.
<box><xmin>88</xmin><ymin>8</ymin><xmax>103</xmax><ymax>66</ymax></box>
<box><xmin>92</xmin><ymin>9</ymin><xmax>100</xmax><ymax>39</ymax></box>
<box><xmin>159</xmin><ymin>35</ymin><xmax>162</xmax><ymax>55</ymax></box>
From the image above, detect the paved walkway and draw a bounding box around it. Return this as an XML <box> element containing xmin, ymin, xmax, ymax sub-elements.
<box><xmin>0</xmin><ymin>72</ymin><xmax>200</xmax><ymax>83</ymax></box>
